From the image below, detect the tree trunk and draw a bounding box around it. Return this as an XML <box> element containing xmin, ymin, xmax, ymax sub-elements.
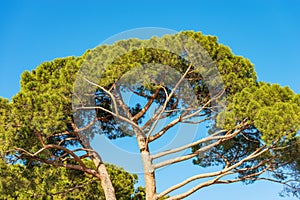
<box><xmin>81</xmin><ymin>135</ymin><xmax>116</xmax><ymax>200</ymax></box>
<box><xmin>137</xmin><ymin>132</ymin><xmax>157</xmax><ymax>200</ymax></box>
<box><xmin>141</xmin><ymin>150</ymin><xmax>157</xmax><ymax>200</ymax></box>
<box><xmin>92</xmin><ymin>154</ymin><xmax>117</xmax><ymax>200</ymax></box>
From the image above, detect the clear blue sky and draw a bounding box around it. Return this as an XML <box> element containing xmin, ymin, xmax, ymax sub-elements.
<box><xmin>0</xmin><ymin>0</ymin><xmax>299</xmax><ymax>199</ymax></box>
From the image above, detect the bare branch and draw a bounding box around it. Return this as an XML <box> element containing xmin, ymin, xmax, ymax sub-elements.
<box><xmin>33</xmin><ymin>157</ymin><xmax>98</xmax><ymax>177</ymax></box>
<box><xmin>147</xmin><ymin>63</ymin><xmax>193</xmax><ymax>137</ymax></box>
<box><xmin>153</xmin><ymin>139</ymin><xmax>224</xmax><ymax>169</ymax></box>
<box><xmin>58</xmin><ymin>137</ymin><xmax>80</xmax><ymax>146</ymax></box>
<box><xmin>83</xmin><ymin>77</ymin><xmax>119</xmax><ymax>116</ymax></box>
<box><xmin>147</xmin><ymin>86</ymin><xmax>170</xmax><ymax>136</ymax></box>
<box><xmin>152</xmin><ymin>123</ymin><xmax>248</xmax><ymax>163</ymax></box>
<box><xmin>46</xmin><ymin>130</ymin><xmax>75</xmax><ymax>140</ymax></box>
<box><xmin>158</xmin><ymin>170</ymin><xmax>234</xmax><ymax>198</ymax></box>
<box><xmin>75</xmin><ymin>106</ymin><xmax>144</xmax><ymax>137</ymax></box>
<box><xmin>131</xmin><ymin>87</ymin><xmax>161</xmax><ymax>122</ymax></box>
<box><xmin>151</xmin><ymin>129</ymin><xmax>227</xmax><ymax>160</ymax></box>
<box><xmin>253</xmin><ymin>177</ymin><xmax>300</xmax><ymax>189</ymax></box>
<box><xmin>159</xmin><ymin>146</ymin><xmax>271</xmax><ymax>199</ymax></box>
<box><xmin>46</xmin><ymin>116</ymin><xmax>105</xmax><ymax>141</ymax></box>
<box><xmin>164</xmin><ymin>170</ymin><xmax>232</xmax><ymax>200</ymax></box>
<box><xmin>10</xmin><ymin>148</ymin><xmax>98</xmax><ymax>178</ymax></box>
<box><xmin>148</xmin><ymin>88</ymin><xmax>225</xmax><ymax>143</ymax></box>
<box><xmin>13</xmin><ymin>144</ymin><xmax>86</xmax><ymax>168</ymax></box>
<box><xmin>154</xmin><ymin>131</ymin><xmax>268</xmax><ymax>169</ymax></box>
<box><xmin>148</xmin><ymin>116</ymin><xmax>182</xmax><ymax>142</ymax></box>
<box><xmin>181</xmin><ymin>116</ymin><xmax>212</xmax><ymax>124</ymax></box>
<box><xmin>181</xmin><ymin>88</ymin><xmax>225</xmax><ymax>121</ymax></box>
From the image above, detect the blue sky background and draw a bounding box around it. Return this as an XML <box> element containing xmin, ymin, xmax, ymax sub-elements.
<box><xmin>0</xmin><ymin>0</ymin><xmax>299</xmax><ymax>199</ymax></box>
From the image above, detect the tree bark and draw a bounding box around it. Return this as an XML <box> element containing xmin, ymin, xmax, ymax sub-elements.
<box><xmin>92</xmin><ymin>154</ymin><xmax>116</xmax><ymax>200</ymax></box>
<box><xmin>80</xmin><ymin>135</ymin><xmax>116</xmax><ymax>200</ymax></box>
<box><xmin>141</xmin><ymin>150</ymin><xmax>157</xmax><ymax>200</ymax></box>
<box><xmin>137</xmin><ymin>134</ymin><xmax>157</xmax><ymax>200</ymax></box>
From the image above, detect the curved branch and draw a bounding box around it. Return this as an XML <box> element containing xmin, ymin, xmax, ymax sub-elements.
<box><xmin>83</xmin><ymin>77</ymin><xmax>119</xmax><ymax>116</ymax></box>
<box><xmin>131</xmin><ymin>87</ymin><xmax>161</xmax><ymax>122</ymax></box>
<box><xmin>153</xmin><ymin>139</ymin><xmax>224</xmax><ymax>169</ymax></box>
<box><xmin>164</xmin><ymin>170</ymin><xmax>232</xmax><ymax>200</ymax></box>
<box><xmin>149</xmin><ymin>116</ymin><xmax>182</xmax><ymax>142</ymax></box>
<box><xmin>153</xmin><ymin>128</ymin><xmax>245</xmax><ymax>167</ymax></box>
<box><xmin>147</xmin><ymin>63</ymin><xmax>193</xmax><ymax>137</ymax></box>
<box><xmin>75</xmin><ymin>106</ymin><xmax>144</xmax><ymax>137</ymax></box>
<box><xmin>14</xmin><ymin>144</ymin><xmax>86</xmax><ymax>168</ymax></box>
<box><xmin>151</xmin><ymin>129</ymin><xmax>227</xmax><ymax>160</ymax></box>
<box><xmin>159</xmin><ymin>146</ymin><xmax>271</xmax><ymax>199</ymax></box>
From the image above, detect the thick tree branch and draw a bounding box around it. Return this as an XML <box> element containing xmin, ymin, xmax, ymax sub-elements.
<box><xmin>131</xmin><ymin>87</ymin><xmax>161</xmax><ymax>123</ymax></box>
<box><xmin>153</xmin><ymin>139</ymin><xmax>224</xmax><ymax>169</ymax></box>
<box><xmin>148</xmin><ymin>116</ymin><xmax>182</xmax><ymax>142</ymax></box>
<box><xmin>151</xmin><ymin>129</ymin><xmax>227</xmax><ymax>160</ymax></box>
<box><xmin>164</xmin><ymin>170</ymin><xmax>232</xmax><ymax>200</ymax></box>
<box><xmin>159</xmin><ymin>146</ymin><xmax>271</xmax><ymax>199</ymax></box>
<box><xmin>152</xmin><ymin>127</ymin><xmax>245</xmax><ymax>166</ymax></box>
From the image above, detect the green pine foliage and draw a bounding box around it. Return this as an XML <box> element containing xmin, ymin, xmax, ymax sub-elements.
<box><xmin>0</xmin><ymin>159</ymin><xmax>140</xmax><ymax>199</ymax></box>
<box><xmin>0</xmin><ymin>31</ymin><xmax>299</xmax><ymax>198</ymax></box>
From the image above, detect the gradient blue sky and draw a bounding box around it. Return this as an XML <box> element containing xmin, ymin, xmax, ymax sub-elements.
<box><xmin>0</xmin><ymin>1</ymin><xmax>299</xmax><ymax>199</ymax></box>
